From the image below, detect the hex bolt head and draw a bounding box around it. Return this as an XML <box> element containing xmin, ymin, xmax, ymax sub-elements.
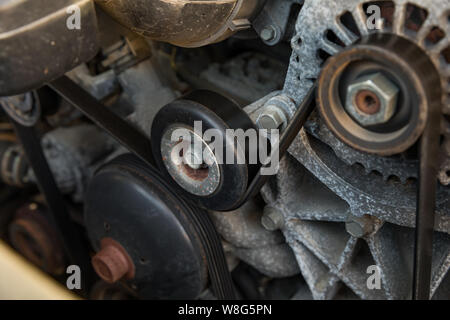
<box><xmin>345</xmin><ymin>73</ymin><xmax>399</xmax><ymax>127</ymax></box>
<box><xmin>261</xmin><ymin>206</ymin><xmax>284</xmax><ymax>231</ymax></box>
<box><xmin>256</xmin><ymin>105</ymin><xmax>288</xmax><ymax>130</ymax></box>
<box><xmin>260</xmin><ymin>26</ymin><xmax>276</xmax><ymax>42</ymax></box>
<box><xmin>8</xmin><ymin>94</ymin><xmax>34</xmax><ymax>114</ymax></box>
<box><xmin>184</xmin><ymin>145</ymin><xmax>203</xmax><ymax>170</ymax></box>
<box><xmin>345</xmin><ymin>215</ymin><xmax>376</xmax><ymax>238</ymax></box>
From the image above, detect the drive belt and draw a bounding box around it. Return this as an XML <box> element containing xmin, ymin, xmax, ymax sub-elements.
<box><xmin>5</xmin><ymin>116</ymin><xmax>94</xmax><ymax>294</ymax></box>
<box><xmin>49</xmin><ymin>76</ymin><xmax>237</xmax><ymax>300</ymax></box>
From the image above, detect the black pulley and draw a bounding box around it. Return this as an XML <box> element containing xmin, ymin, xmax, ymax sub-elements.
<box><xmin>84</xmin><ymin>154</ymin><xmax>236</xmax><ymax>299</ymax></box>
<box><xmin>317</xmin><ymin>34</ymin><xmax>441</xmax><ymax>156</ymax></box>
<box><xmin>151</xmin><ymin>90</ymin><xmax>259</xmax><ymax>211</ymax></box>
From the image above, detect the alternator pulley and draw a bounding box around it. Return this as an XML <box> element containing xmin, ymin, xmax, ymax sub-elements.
<box><xmin>317</xmin><ymin>34</ymin><xmax>442</xmax><ymax>156</ymax></box>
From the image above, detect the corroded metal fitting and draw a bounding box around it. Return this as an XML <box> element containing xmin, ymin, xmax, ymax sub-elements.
<box><xmin>92</xmin><ymin>238</ymin><xmax>135</xmax><ymax>284</ymax></box>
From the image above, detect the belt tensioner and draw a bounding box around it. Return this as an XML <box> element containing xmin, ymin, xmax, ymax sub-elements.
<box><xmin>151</xmin><ymin>90</ymin><xmax>260</xmax><ymax>211</ymax></box>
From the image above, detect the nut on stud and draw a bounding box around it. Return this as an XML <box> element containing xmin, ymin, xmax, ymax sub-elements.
<box><xmin>261</xmin><ymin>206</ymin><xmax>284</xmax><ymax>231</ymax></box>
<box><xmin>346</xmin><ymin>73</ymin><xmax>399</xmax><ymax>127</ymax></box>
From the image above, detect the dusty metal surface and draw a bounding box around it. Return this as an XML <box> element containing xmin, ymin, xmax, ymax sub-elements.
<box><xmin>0</xmin><ymin>0</ymin><xmax>99</xmax><ymax>96</ymax></box>
<box><xmin>283</xmin><ymin>0</ymin><xmax>450</xmax><ymax>180</ymax></box>
<box><xmin>1</xmin><ymin>0</ymin><xmax>449</xmax><ymax>300</ymax></box>
<box><xmin>304</xmin><ymin>116</ymin><xmax>419</xmax><ymax>184</ymax></box>
<box><xmin>261</xmin><ymin>147</ymin><xmax>450</xmax><ymax>299</ymax></box>
<box><xmin>345</xmin><ymin>73</ymin><xmax>399</xmax><ymax>126</ymax></box>
<box><xmin>96</xmin><ymin>0</ymin><xmax>265</xmax><ymax>48</ymax></box>
<box><xmin>252</xmin><ymin>0</ymin><xmax>301</xmax><ymax>46</ymax></box>
<box><xmin>199</xmin><ymin>52</ymin><xmax>287</xmax><ymax>105</ymax></box>
<box><xmin>256</xmin><ymin>0</ymin><xmax>450</xmax><ymax>299</ymax></box>
<box><xmin>210</xmin><ymin>199</ymin><xmax>300</xmax><ymax>278</ymax></box>
<box><xmin>160</xmin><ymin>125</ymin><xmax>221</xmax><ymax>197</ymax></box>
<box><xmin>92</xmin><ymin>238</ymin><xmax>135</xmax><ymax>284</ymax></box>
<box><xmin>0</xmin><ymin>124</ymin><xmax>117</xmax><ymax>201</ymax></box>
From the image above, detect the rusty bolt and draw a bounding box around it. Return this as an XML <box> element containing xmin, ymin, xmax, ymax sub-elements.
<box><xmin>92</xmin><ymin>238</ymin><xmax>135</xmax><ymax>284</ymax></box>
<box><xmin>346</xmin><ymin>73</ymin><xmax>399</xmax><ymax>126</ymax></box>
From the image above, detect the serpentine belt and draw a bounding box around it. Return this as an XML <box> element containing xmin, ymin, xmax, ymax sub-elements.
<box><xmin>49</xmin><ymin>76</ymin><xmax>243</xmax><ymax>300</ymax></box>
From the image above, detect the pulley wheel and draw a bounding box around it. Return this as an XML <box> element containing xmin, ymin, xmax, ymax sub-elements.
<box><xmin>85</xmin><ymin>154</ymin><xmax>209</xmax><ymax>299</ymax></box>
<box><xmin>151</xmin><ymin>90</ymin><xmax>259</xmax><ymax>211</ymax></box>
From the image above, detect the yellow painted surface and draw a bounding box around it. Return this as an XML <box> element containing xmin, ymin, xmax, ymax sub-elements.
<box><xmin>0</xmin><ymin>241</ymin><xmax>78</xmax><ymax>300</ymax></box>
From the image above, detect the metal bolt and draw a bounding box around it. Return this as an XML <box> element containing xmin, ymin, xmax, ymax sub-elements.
<box><xmin>346</xmin><ymin>73</ymin><xmax>399</xmax><ymax>127</ymax></box>
<box><xmin>91</xmin><ymin>238</ymin><xmax>134</xmax><ymax>284</ymax></box>
<box><xmin>8</xmin><ymin>94</ymin><xmax>33</xmax><ymax>114</ymax></box>
<box><xmin>261</xmin><ymin>206</ymin><xmax>284</xmax><ymax>231</ymax></box>
<box><xmin>184</xmin><ymin>145</ymin><xmax>204</xmax><ymax>170</ymax></box>
<box><xmin>260</xmin><ymin>26</ymin><xmax>276</xmax><ymax>42</ymax></box>
<box><xmin>345</xmin><ymin>214</ymin><xmax>375</xmax><ymax>238</ymax></box>
<box><xmin>256</xmin><ymin>105</ymin><xmax>288</xmax><ymax>130</ymax></box>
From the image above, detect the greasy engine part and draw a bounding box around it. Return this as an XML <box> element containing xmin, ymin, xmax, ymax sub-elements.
<box><xmin>38</xmin><ymin>124</ymin><xmax>116</xmax><ymax>202</ymax></box>
<box><xmin>0</xmin><ymin>144</ymin><xmax>29</xmax><ymax>187</ymax></box>
<box><xmin>151</xmin><ymin>90</ymin><xmax>259</xmax><ymax>211</ymax></box>
<box><xmin>0</xmin><ymin>240</ymin><xmax>78</xmax><ymax>300</ymax></box>
<box><xmin>413</xmin><ymin>72</ymin><xmax>442</xmax><ymax>299</ymax></box>
<box><xmin>440</xmin><ymin>124</ymin><xmax>450</xmax><ymax>186</ymax></box>
<box><xmin>84</xmin><ymin>154</ymin><xmax>236</xmax><ymax>299</ymax></box>
<box><xmin>0</xmin><ymin>0</ymin><xmax>99</xmax><ymax>96</ymax></box>
<box><xmin>256</xmin><ymin>0</ymin><xmax>450</xmax><ymax>299</ymax></box>
<box><xmin>317</xmin><ymin>34</ymin><xmax>441</xmax><ymax>156</ymax></box>
<box><xmin>231</xmin><ymin>84</ymin><xmax>316</xmax><ymax>212</ymax></box>
<box><xmin>95</xmin><ymin>0</ymin><xmax>266</xmax><ymax>48</ymax></box>
<box><xmin>8</xmin><ymin>203</ymin><xmax>66</xmax><ymax>276</ymax></box>
<box><xmin>49</xmin><ymin>76</ymin><xmax>157</xmax><ymax>167</ymax></box>
<box><xmin>90</xmin><ymin>280</ymin><xmax>136</xmax><ymax>300</ymax></box>
<box><xmin>0</xmin><ymin>124</ymin><xmax>117</xmax><ymax>202</ymax></box>
<box><xmin>0</xmin><ymin>0</ymin><xmax>449</xmax><ymax>301</ymax></box>
<box><xmin>252</xmin><ymin>0</ymin><xmax>302</xmax><ymax>47</ymax></box>
<box><xmin>210</xmin><ymin>199</ymin><xmax>301</xmax><ymax>278</ymax></box>
<box><xmin>6</xmin><ymin>103</ymin><xmax>94</xmax><ymax>293</ymax></box>
<box><xmin>187</xmin><ymin>51</ymin><xmax>288</xmax><ymax>105</ymax></box>
<box><xmin>91</xmin><ymin>238</ymin><xmax>136</xmax><ymax>284</ymax></box>
<box><xmin>283</xmin><ymin>0</ymin><xmax>450</xmax><ymax>182</ymax></box>
<box><xmin>85</xmin><ymin>155</ymin><xmax>206</xmax><ymax>298</ymax></box>
<box><xmin>0</xmin><ymin>92</ymin><xmax>41</xmax><ymax>127</ymax></box>
<box><xmin>47</xmin><ymin>63</ymin><xmax>314</xmax><ymax>291</ymax></box>
<box><xmin>261</xmin><ymin>150</ymin><xmax>450</xmax><ymax>299</ymax></box>
<box><xmin>51</xmin><ymin>41</ymin><xmax>314</xmax><ymax>214</ymax></box>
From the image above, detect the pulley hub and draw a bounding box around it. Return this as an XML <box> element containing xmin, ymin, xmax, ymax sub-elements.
<box><xmin>317</xmin><ymin>34</ymin><xmax>442</xmax><ymax>155</ymax></box>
